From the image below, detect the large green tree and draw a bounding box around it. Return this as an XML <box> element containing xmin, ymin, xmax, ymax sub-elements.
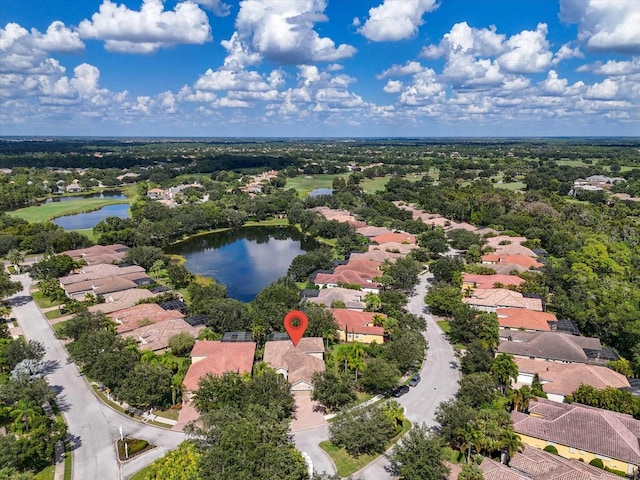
<box><xmin>387</xmin><ymin>424</ymin><xmax>449</xmax><ymax>480</ymax></box>
<box><xmin>329</xmin><ymin>404</ymin><xmax>396</xmax><ymax>457</ymax></box>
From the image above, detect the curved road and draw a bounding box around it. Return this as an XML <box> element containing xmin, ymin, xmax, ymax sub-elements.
<box><xmin>8</xmin><ymin>274</ymin><xmax>186</xmax><ymax>480</ymax></box>
<box><xmin>295</xmin><ymin>272</ymin><xmax>460</xmax><ymax>479</ymax></box>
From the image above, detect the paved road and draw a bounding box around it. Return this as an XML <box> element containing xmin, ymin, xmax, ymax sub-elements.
<box><xmin>8</xmin><ymin>274</ymin><xmax>186</xmax><ymax>480</ymax></box>
<box><xmin>292</xmin><ymin>425</ymin><xmax>336</xmax><ymax>476</ymax></box>
<box><xmin>353</xmin><ymin>272</ymin><xmax>460</xmax><ymax>479</ymax></box>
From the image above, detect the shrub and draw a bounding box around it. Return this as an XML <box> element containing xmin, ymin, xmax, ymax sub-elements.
<box><xmin>543</xmin><ymin>445</ymin><xmax>558</xmax><ymax>455</ymax></box>
<box><xmin>589</xmin><ymin>458</ymin><xmax>604</xmax><ymax>469</ymax></box>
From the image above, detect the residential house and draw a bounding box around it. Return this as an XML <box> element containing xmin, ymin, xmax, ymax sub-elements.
<box><xmin>87</xmin><ymin>288</ymin><xmax>157</xmax><ymax>315</ymax></box>
<box><xmin>110</xmin><ymin>303</ymin><xmax>185</xmax><ymax>334</ymax></box>
<box><xmin>313</xmin><ymin>270</ymin><xmax>381</xmax><ymax>294</ymax></box>
<box><xmin>514</xmin><ymin>357</ymin><xmax>630</xmax><ymax>402</ymax></box>
<box><xmin>310</xmin><ymin>206</ymin><xmax>366</xmax><ymax>228</ymax></box>
<box><xmin>484</xmin><ymin>262</ymin><xmax>529</xmax><ymax>275</ymax></box>
<box><xmin>368</xmin><ymin>241</ymin><xmax>418</xmax><ymax>255</ymax></box>
<box><xmin>305</xmin><ymin>287</ymin><xmax>366</xmax><ymax>310</ymax></box>
<box><xmin>183</xmin><ymin>341</ymin><xmax>256</xmax><ymax>394</ymax></box>
<box><xmin>463</xmin><ymin>288</ymin><xmax>543</xmax><ymax>312</ymax></box>
<box><xmin>263</xmin><ymin>338</ymin><xmax>325</xmax><ymax>394</ymax></box>
<box><xmin>480</xmin><ymin>447</ymin><xmax>622</xmax><ymax>480</ymax></box>
<box><xmin>355</xmin><ymin>226</ymin><xmax>394</xmax><ymax>238</ymax></box>
<box><xmin>119</xmin><ymin>318</ymin><xmax>204</xmax><ymax>353</ymax></box>
<box><xmin>370</xmin><ymin>232</ymin><xmax>416</xmax><ymax>245</ymax></box>
<box><xmin>66</xmin><ymin>180</ymin><xmax>82</xmax><ymax>193</ymax></box>
<box><xmin>512</xmin><ymin>399</ymin><xmax>640</xmax><ymax>476</ymax></box>
<box><xmin>349</xmin><ymin>249</ymin><xmax>404</xmax><ymax>264</ymax></box>
<box><xmin>330</xmin><ymin>309</ymin><xmax>385</xmax><ymax>344</ymax></box>
<box><xmin>497</xmin><ymin>308</ymin><xmax>557</xmax><ymax>332</ymax></box>
<box><xmin>498</xmin><ymin>331</ymin><xmax>609</xmax><ymax>364</ymax></box>
<box><xmin>334</xmin><ymin>259</ymin><xmax>382</xmax><ymax>278</ymax></box>
<box><xmin>59</xmin><ymin>264</ymin><xmax>145</xmax><ymax>286</ymax></box>
<box><xmin>485</xmin><ymin>235</ymin><xmax>528</xmax><ymax>249</ymax></box>
<box><xmin>462</xmin><ymin>274</ymin><xmax>525</xmax><ymax>291</ymax></box>
<box><xmin>63</xmin><ymin>272</ymin><xmax>153</xmax><ymax>300</ymax></box>
<box><xmin>61</xmin><ymin>244</ymin><xmax>129</xmax><ymax>265</ymax></box>
<box><xmin>482</xmin><ymin>254</ymin><xmax>543</xmax><ymax>269</ymax></box>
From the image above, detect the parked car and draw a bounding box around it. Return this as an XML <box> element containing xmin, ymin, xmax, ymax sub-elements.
<box><xmin>409</xmin><ymin>374</ymin><xmax>421</xmax><ymax>387</ymax></box>
<box><xmin>392</xmin><ymin>385</ymin><xmax>410</xmax><ymax>397</ymax></box>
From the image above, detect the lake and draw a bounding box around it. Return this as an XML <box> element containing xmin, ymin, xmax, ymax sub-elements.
<box><xmin>166</xmin><ymin>226</ymin><xmax>319</xmax><ymax>302</ymax></box>
<box><xmin>45</xmin><ymin>192</ymin><xmax>127</xmax><ymax>203</ymax></box>
<box><xmin>309</xmin><ymin>188</ymin><xmax>333</xmax><ymax>197</ymax></box>
<box><xmin>52</xmin><ymin>203</ymin><xmax>130</xmax><ymax>230</ymax></box>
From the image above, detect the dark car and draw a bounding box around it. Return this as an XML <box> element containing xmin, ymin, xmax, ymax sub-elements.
<box><xmin>409</xmin><ymin>374</ymin><xmax>421</xmax><ymax>387</ymax></box>
<box><xmin>392</xmin><ymin>385</ymin><xmax>410</xmax><ymax>397</ymax></box>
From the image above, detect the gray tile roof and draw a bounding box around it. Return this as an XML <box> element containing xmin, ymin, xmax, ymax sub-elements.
<box><xmin>499</xmin><ymin>331</ymin><xmax>602</xmax><ymax>363</ymax></box>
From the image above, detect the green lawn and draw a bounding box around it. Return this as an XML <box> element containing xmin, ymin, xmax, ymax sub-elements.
<box><xmin>34</xmin><ymin>465</ymin><xmax>55</xmax><ymax>480</ymax></box>
<box><xmin>285</xmin><ymin>174</ymin><xmax>344</xmax><ymax>196</ymax></box>
<box><xmin>129</xmin><ymin>464</ymin><xmax>154</xmax><ymax>480</ymax></box>
<box><xmin>8</xmin><ymin>197</ymin><xmax>130</xmax><ymax>224</ymax></box>
<box><xmin>52</xmin><ymin>321</ymin><xmax>69</xmax><ymax>337</ymax></box>
<box><xmin>32</xmin><ymin>291</ymin><xmax>58</xmax><ymax>309</ymax></box>
<box><xmin>320</xmin><ymin>419</ymin><xmax>411</xmax><ymax>477</ymax></box>
<box><xmin>494</xmin><ymin>181</ymin><xmax>526</xmax><ymax>191</ymax></box>
<box><xmin>436</xmin><ymin>320</ymin><xmax>451</xmax><ymax>334</ymax></box>
<box><xmin>45</xmin><ymin>309</ymin><xmax>63</xmax><ymax>320</ymax></box>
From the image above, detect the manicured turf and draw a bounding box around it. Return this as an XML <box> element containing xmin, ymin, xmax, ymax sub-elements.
<box><xmin>8</xmin><ymin>197</ymin><xmax>130</xmax><ymax>224</ymax></box>
<box><xmin>494</xmin><ymin>181</ymin><xmax>526</xmax><ymax>191</ymax></box>
<box><xmin>436</xmin><ymin>320</ymin><xmax>451</xmax><ymax>334</ymax></box>
<box><xmin>129</xmin><ymin>464</ymin><xmax>154</xmax><ymax>480</ymax></box>
<box><xmin>285</xmin><ymin>174</ymin><xmax>344</xmax><ymax>196</ymax></box>
<box><xmin>32</xmin><ymin>291</ymin><xmax>58</xmax><ymax>309</ymax></box>
<box><xmin>45</xmin><ymin>309</ymin><xmax>62</xmax><ymax>320</ymax></box>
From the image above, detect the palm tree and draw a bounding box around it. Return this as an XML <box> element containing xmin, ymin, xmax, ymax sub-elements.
<box><xmin>491</xmin><ymin>353</ymin><xmax>519</xmax><ymax>393</ymax></box>
<box><xmin>500</xmin><ymin>428</ymin><xmax>524</xmax><ymax>457</ymax></box>
<box><xmin>6</xmin><ymin>248</ymin><xmax>24</xmax><ymax>273</ymax></box>
<box><xmin>10</xmin><ymin>400</ymin><xmax>40</xmax><ymax>433</ymax></box>
<box><xmin>364</xmin><ymin>293</ymin><xmax>381</xmax><ymax>312</ymax></box>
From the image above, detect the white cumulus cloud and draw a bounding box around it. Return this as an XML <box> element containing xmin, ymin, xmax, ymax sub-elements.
<box><xmin>357</xmin><ymin>0</ymin><xmax>438</xmax><ymax>42</ymax></box>
<box><xmin>77</xmin><ymin>0</ymin><xmax>212</xmax><ymax>54</ymax></box>
<box><xmin>498</xmin><ymin>23</ymin><xmax>553</xmax><ymax>73</ymax></box>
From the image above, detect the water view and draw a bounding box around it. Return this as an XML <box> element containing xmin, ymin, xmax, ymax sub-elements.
<box><xmin>166</xmin><ymin>226</ymin><xmax>319</xmax><ymax>302</ymax></box>
<box><xmin>45</xmin><ymin>192</ymin><xmax>127</xmax><ymax>203</ymax></box>
<box><xmin>309</xmin><ymin>188</ymin><xmax>333</xmax><ymax>197</ymax></box>
<box><xmin>52</xmin><ymin>203</ymin><xmax>130</xmax><ymax>230</ymax></box>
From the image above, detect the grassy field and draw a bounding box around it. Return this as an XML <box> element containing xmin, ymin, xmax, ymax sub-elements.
<box><xmin>8</xmin><ymin>197</ymin><xmax>130</xmax><ymax>224</ymax></box>
<box><xmin>34</xmin><ymin>465</ymin><xmax>55</xmax><ymax>480</ymax></box>
<box><xmin>494</xmin><ymin>181</ymin><xmax>526</xmax><ymax>191</ymax></box>
<box><xmin>32</xmin><ymin>291</ymin><xmax>58</xmax><ymax>309</ymax></box>
<box><xmin>130</xmin><ymin>464</ymin><xmax>153</xmax><ymax>480</ymax></box>
<box><xmin>320</xmin><ymin>419</ymin><xmax>411</xmax><ymax>477</ymax></box>
<box><xmin>285</xmin><ymin>174</ymin><xmax>343</xmax><ymax>196</ymax></box>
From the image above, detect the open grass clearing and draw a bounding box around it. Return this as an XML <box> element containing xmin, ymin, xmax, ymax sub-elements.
<box><xmin>33</xmin><ymin>465</ymin><xmax>55</xmax><ymax>480</ymax></box>
<box><xmin>320</xmin><ymin>419</ymin><xmax>411</xmax><ymax>477</ymax></box>
<box><xmin>45</xmin><ymin>309</ymin><xmax>63</xmax><ymax>320</ymax></box>
<box><xmin>8</xmin><ymin>197</ymin><xmax>130</xmax><ymax>224</ymax></box>
<box><xmin>494</xmin><ymin>181</ymin><xmax>526</xmax><ymax>191</ymax></box>
<box><xmin>285</xmin><ymin>174</ymin><xmax>343</xmax><ymax>196</ymax></box>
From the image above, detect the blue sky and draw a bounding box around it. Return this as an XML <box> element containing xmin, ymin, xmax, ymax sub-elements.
<box><xmin>1</xmin><ymin>0</ymin><xmax>639</xmax><ymax>137</ymax></box>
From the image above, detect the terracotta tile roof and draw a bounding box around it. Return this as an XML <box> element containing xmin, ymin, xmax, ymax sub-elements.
<box><xmin>512</xmin><ymin>398</ymin><xmax>640</xmax><ymax>467</ymax></box>
<box><xmin>497</xmin><ymin>308</ymin><xmax>556</xmax><ymax>331</ymax></box>
<box><xmin>482</xmin><ymin>254</ymin><xmax>543</xmax><ymax>269</ymax></box>
<box><xmin>314</xmin><ymin>271</ymin><xmax>381</xmax><ymax>290</ymax></box>
<box><xmin>183</xmin><ymin>341</ymin><xmax>256</xmax><ymax>391</ymax></box>
<box><xmin>370</xmin><ymin>232</ymin><xmax>416</xmax><ymax>245</ymax></box>
<box><xmin>60</xmin><ymin>264</ymin><xmax>145</xmax><ymax>286</ymax></box>
<box><xmin>463</xmin><ymin>274</ymin><xmax>526</xmax><ymax>290</ymax></box>
<box><xmin>463</xmin><ymin>288</ymin><xmax>543</xmax><ymax>311</ymax></box>
<box><xmin>335</xmin><ymin>259</ymin><xmax>382</xmax><ymax>277</ymax></box>
<box><xmin>111</xmin><ymin>303</ymin><xmax>185</xmax><ymax>333</ymax></box>
<box><xmin>64</xmin><ymin>275</ymin><xmax>141</xmax><ymax>296</ymax></box>
<box><xmin>484</xmin><ymin>262</ymin><xmax>529</xmax><ymax>275</ymax></box>
<box><xmin>499</xmin><ymin>331</ymin><xmax>601</xmax><ymax>363</ymax></box>
<box><xmin>263</xmin><ymin>339</ymin><xmax>325</xmax><ymax>387</ymax></box>
<box><xmin>480</xmin><ymin>457</ymin><xmax>529</xmax><ymax>480</ymax></box>
<box><xmin>514</xmin><ymin>357</ymin><xmax>629</xmax><ymax>397</ymax></box>
<box><xmin>329</xmin><ymin>309</ymin><xmax>385</xmax><ymax>336</ymax></box>
<box><xmin>493</xmin><ymin>243</ymin><xmax>538</xmax><ymax>257</ymax></box>
<box><xmin>61</xmin><ymin>244</ymin><xmax>128</xmax><ymax>264</ymax></box>
<box><xmin>88</xmin><ymin>288</ymin><xmax>157</xmax><ymax>314</ymax></box>
<box><xmin>306</xmin><ymin>287</ymin><xmax>366</xmax><ymax>310</ymax></box>
<box><xmin>120</xmin><ymin>318</ymin><xmax>204</xmax><ymax>353</ymax></box>
<box><xmin>447</xmin><ymin>222</ymin><xmax>478</xmax><ymax>232</ymax></box>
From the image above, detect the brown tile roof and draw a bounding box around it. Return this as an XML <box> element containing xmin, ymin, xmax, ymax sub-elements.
<box><xmin>61</xmin><ymin>244</ymin><xmax>128</xmax><ymax>264</ymax></box>
<box><xmin>183</xmin><ymin>341</ymin><xmax>256</xmax><ymax>391</ymax></box>
<box><xmin>350</xmin><ymin>250</ymin><xmax>404</xmax><ymax>263</ymax></box>
<box><xmin>463</xmin><ymin>288</ymin><xmax>543</xmax><ymax>311</ymax></box>
<box><xmin>111</xmin><ymin>303</ymin><xmax>185</xmax><ymax>333</ymax></box>
<box><xmin>484</xmin><ymin>262</ymin><xmax>529</xmax><ymax>275</ymax></box>
<box><xmin>514</xmin><ymin>357</ymin><xmax>629</xmax><ymax>397</ymax></box>
<box><xmin>512</xmin><ymin>398</ymin><xmax>640</xmax><ymax>467</ymax></box>
<box><xmin>497</xmin><ymin>308</ymin><xmax>557</xmax><ymax>331</ymax></box>
<box><xmin>509</xmin><ymin>446</ymin><xmax>622</xmax><ymax>479</ymax></box>
<box><xmin>493</xmin><ymin>243</ymin><xmax>538</xmax><ymax>257</ymax></box>
<box><xmin>60</xmin><ymin>264</ymin><xmax>145</xmax><ymax>285</ymax></box>
<box><xmin>88</xmin><ymin>288</ymin><xmax>157</xmax><ymax>315</ymax></box>
<box><xmin>480</xmin><ymin>457</ymin><xmax>529</xmax><ymax>480</ymax></box>
<box><xmin>120</xmin><ymin>319</ymin><xmax>204</xmax><ymax>353</ymax></box>
<box><xmin>463</xmin><ymin>274</ymin><xmax>526</xmax><ymax>290</ymax></box>
<box><xmin>356</xmin><ymin>226</ymin><xmax>394</xmax><ymax>237</ymax></box>
<box><xmin>306</xmin><ymin>287</ymin><xmax>366</xmax><ymax>310</ymax></box>
<box><xmin>370</xmin><ymin>232</ymin><xmax>416</xmax><ymax>245</ymax></box>
<box><xmin>64</xmin><ymin>275</ymin><xmax>142</xmax><ymax>296</ymax></box>
<box><xmin>485</xmin><ymin>235</ymin><xmax>528</xmax><ymax>248</ymax></box>
<box><xmin>329</xmin><ymin>309</ymin><xmax>385</xmax><ymax>336</ymax></box>
<box><xmin>368</xmin><ymin>242</ymin><xmax>418</xmax><ymax>255</ymax></box>
<box><xmin>499</xmin><ymin>331</ymin><xmax>601</xmax><ymax>363</ymax></box>
<box><xmin>263</xmin><ymin>339</ymin><xmax>325</xmax><ymax>387</ymax></box>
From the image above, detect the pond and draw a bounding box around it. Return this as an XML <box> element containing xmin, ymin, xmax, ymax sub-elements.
<box><xmin>45</xmin><ymin>191</ymin><xmax>127</xmax><ymax>203</ymax></box>
<box><xmin>52</xmin><ymin>203</ymin><xmax>130</xmax><ymax>230</ymax></box>
<box><xmin>309</xmin><ymin>188</ymin><xmax>333</xmax><ymax>197</ymax></box>
<box><xmin>166</xmin><ymin>226</ymin><xmax>319</xmax><ymax>302</ymax></box>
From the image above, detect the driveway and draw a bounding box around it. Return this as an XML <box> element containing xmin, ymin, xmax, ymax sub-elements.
<box><xmin>353</xmin><ymin>272</ymin><xmax>460</xmax><ymax>479</ymax></box>
<box><xmin>8</xmin><ymin>274</ymin><xmax>186</xmax><ymax>480</ymax></box>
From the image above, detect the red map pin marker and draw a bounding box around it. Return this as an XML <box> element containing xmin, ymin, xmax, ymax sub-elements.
<box><xmin>284</xmin><ymin>310</ymin><xmax>308</xmax><ymax>347</ymax></box>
